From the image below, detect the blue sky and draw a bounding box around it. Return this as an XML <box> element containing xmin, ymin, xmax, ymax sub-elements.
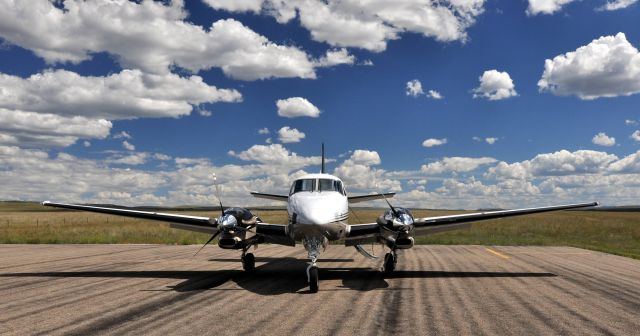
<box><xmin>0</xmin><ymin>0</ymin><xmax>639</xmax><ymax>208</ymax></box>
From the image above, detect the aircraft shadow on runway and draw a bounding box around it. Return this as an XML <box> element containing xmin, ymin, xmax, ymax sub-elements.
<box><xmin>0</xmin><ymin>258</ymin><xmax>556</xmax><ymax>295</ymax></box>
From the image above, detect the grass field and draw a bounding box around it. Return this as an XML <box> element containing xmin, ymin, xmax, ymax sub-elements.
<box><xmin>1</xmin><ymin>202</ymin><xmax>639</xmax><ymax>259</ymax></box>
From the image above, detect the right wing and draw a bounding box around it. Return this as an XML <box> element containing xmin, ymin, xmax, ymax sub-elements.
<box><xmin>42</xmin><ymin>201</ymin><xmax>215</xmax><ymax>232</ymax></box>
<box><xmin>42</xmin><ymin>201</ymin><xmax>295</xmax><ymax>245</ymax></box>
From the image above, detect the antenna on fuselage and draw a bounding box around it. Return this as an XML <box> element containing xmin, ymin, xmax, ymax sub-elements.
<box><xmin>321</xmin><ymin>143</ymin><xmax>325</xmax><ymax>174</ymax></box>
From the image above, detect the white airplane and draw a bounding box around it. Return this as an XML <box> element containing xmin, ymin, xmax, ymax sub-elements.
<box><xmin>43</xmin><ymin>145</ymin><xmax>598</xmax><ymax>293</ymax></box>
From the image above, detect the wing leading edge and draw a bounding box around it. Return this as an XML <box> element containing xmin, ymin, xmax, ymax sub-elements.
<box><xmin>348</xmin><ymin>192</ymin><xmax>395</xmax><ymax>204</ymax></box>
<box><xmin>42</xmin><ymin>201</ymin><xmax>212</xmax><ymax>226</ymax></box>
<box><xmin>346</xmin><ymin>201</ymin><xmax>598</xmax><ymax>241</ymax></box>
<box><xmin>42</xmin><ymin>201</ymin><xmax>292</xmax><ymax>243</ymax></box>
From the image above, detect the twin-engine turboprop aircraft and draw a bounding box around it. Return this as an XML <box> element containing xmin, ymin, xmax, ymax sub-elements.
<box><xmin>43</xmin><ymin>145</ymin><xmax>598</xmax><ymax>293</ymax></box>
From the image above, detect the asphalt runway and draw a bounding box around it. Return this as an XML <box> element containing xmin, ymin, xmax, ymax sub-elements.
<box><xmin>0</xmin><ymin>245</ymin><xmax>639</xmax><ymax>335</ymax></box>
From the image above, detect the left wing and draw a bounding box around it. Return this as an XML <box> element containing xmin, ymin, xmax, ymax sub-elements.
<box><xmin>348</xmin><ymin>192</ymin><xmax>395</xmax><ymax>204</ymax></box>
<box><xmin>346</xmin><ymin>201</ymin><xmax>598</xmax><ymax>241</ymax></box>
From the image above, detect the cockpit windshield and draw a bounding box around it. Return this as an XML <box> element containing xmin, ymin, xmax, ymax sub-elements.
<box><xmin>318</xmin><ymin>179</ymin><xmax>344</xmax><ymax>194</ymax></box>
<box><xmin>291</xmin><ymin>179</ymin><xmax>316</xmax><ymax>194</ymax></box>
<box><xmin>290</xmin><ymin>178</ymin><xmax>345</xmax><ymax>195</ymax></box>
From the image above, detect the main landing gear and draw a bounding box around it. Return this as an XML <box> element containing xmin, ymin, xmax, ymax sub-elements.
<box><xmin>383</xmin><ymin>250</ymin><xmax>397</xmax><ymax>275</ymax></box>
<box><xmin>242</xmin><ymin>247</ymin><xmax>255</xmax><ymax>272</ymax></box>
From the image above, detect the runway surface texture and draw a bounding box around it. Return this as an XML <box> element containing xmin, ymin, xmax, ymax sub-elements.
<box><xmin>0</xmin><ymin>244</ymin><xmax>639</xmax><ymax>335</ymax></box>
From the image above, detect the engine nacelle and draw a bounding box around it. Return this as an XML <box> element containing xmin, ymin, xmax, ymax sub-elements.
<box><xmin>376</xmin><ymin>207</ymin><xmax>414</xmax><ymax>232</ymax></box>
<box><xmin>394</xmin><ymin>236</ymin><xmax>414</xmax><ymax>249</ymax></box>
<box><xmin>218</xmin><ymin>236</ymin><xmax>243</xmax><ymax>249</ymax></box>
<box><xmin>381</xmin><ymin>235</ymin><xmax>414</xmax><ymax>249</ymax></box>
<box><xmin>216</xmin><ymin>207</ymin><xmax>259</xmax><ymax>233</ymax></box>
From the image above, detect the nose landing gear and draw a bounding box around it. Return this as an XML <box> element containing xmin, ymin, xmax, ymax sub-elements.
<box><xmin>304</xmin><ymin>236</ymin><xmax>326</xmax><ymax>293</ymax></box>
<box><xmin>307</xmin><ymin>262</ymin><xmax>319</xmax><ymax>293</ymax></box>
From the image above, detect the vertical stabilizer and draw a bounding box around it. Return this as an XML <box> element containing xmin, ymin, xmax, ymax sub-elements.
<box><xmin>321</xmin><ymin>143</ymin><xmax>325</xmax><ymax>174</ymax></box>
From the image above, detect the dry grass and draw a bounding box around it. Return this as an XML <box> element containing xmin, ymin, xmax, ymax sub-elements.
<box><xmin>1</xmin><ymin>202</ymin><xmax>639</xmax><ymax>259</ymax></box>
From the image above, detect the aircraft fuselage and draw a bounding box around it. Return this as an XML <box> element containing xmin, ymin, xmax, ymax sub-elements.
<box><xmin>286</xmin><ymin>173</ymin><xmax>350</xmax><ymax>243</ymax></box>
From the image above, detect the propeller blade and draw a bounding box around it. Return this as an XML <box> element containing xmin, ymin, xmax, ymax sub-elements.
<box><xmin>379</xmin><ymin>192</ymin><xmax>399</xmax><ymax>218</ymax></box>
<box><xmin>212</xmin><ymin>173</ymin><xmax>224</xmax><ymax>216</ymax></box>
<box><xmin>193</xmin><ymin>230</ymin><xmax>220</xmax><ymax>256</ymax></box>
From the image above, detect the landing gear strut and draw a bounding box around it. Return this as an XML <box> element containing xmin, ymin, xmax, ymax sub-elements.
<box><xmin>383</xmin><ymin>251</ymin><xmax>397</xmax><ymax>274</ymax></box>
<box><xmin>304</xmin><ymin>236</ymin><xmax>325</xmax><ymax>293</ymax></box>
<box><xmin>242</xmin><ymin>248</ymin><xmax>255</xmax><ymax>272</ymax></box>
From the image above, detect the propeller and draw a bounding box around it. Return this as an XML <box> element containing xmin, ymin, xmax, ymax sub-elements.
<box><xmin>193</xmin><ymin>230</ymin><xmax>220</xmax><ymax>256</ymax></box>
<box><xmin>212</xmin><ymin>173</ymin><xmax>224</xmax><ymax>216</ymax></box>
<box><xmin>193</xmin><ymin>173</ymin><xmax>225</xmax><ymax>257</ymax></box>
<box><xmin>379</xmin><ymin>191</ymin><xmax>399</xmax><ymax>218</ymax></box>
<box><xmin>375</xmin><ymin>186</ymin><xmax>413</xmax><ymax>233</ymax></box>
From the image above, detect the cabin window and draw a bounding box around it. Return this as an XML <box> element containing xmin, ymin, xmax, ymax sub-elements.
<box><xmin>291</xmin><ymin>179</ymin><xmax>316</xmax><ymax>194</ymax></box>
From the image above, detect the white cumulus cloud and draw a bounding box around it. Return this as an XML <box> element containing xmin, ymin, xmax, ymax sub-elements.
<box><xmin>538</xmin><ymin>33</ymin><xmax>640</xmax><ymax>100</ymax></box>
<box><xmin>487</xmin><ymin>150</ymin><xmax>618</xmax><ymax>179</ymax></box>
<box><xmin>631</xmin><ymin>130</ymin><xmax>640</xmax><ymax>142</ymax></box>
<box><xmin>592</xmin><ymin>133</ymin><xmax>616</xmax><ymax>146</ymax></box>
<box><xmin>114</xmin><ymin>131</ymin><xmax>132</xmax><ymax>140</ymax></box>
<box><xmin>422</xmin><ymin>138</ymin><xmax>448</xmax><ymax>148</ymax></box>
<box><xmin>229</xmin><ymin>144</ymin><xmax>320</xmax><ymax>168</ymax></box>
<box><xmin>314</xmin><ymin>48</ymin><xmax>356</xmax><ymax>67</ymax></box>
<box><xmin>278</xmin><ymin>127</ymin><xmax>306</xmax><ymax>143</ymax></box>
<box><xmin>421</xmin><ymin>157</ymin><xmax>497</xmax><ymax>174</ymax></box>
<box><xmin>0</xmin><ymin>69</ymin><xmax>240</xmax><ymax>148</ymax></box>
<box><xmin>472</xmin><ymin>70</ymin><xmax>518</xmax><ymax>100</ymax></box>
<box><xmin>598</xmin><ymin>0</ymin><xmax>638</xmax><ymax>11</ymax></box>
<box><xmin>0</xmin><ymin>69</ymin><xmax>241</xmax><ymax>120</ymax></box>
<box><xmin>406</xmin><ymin>79</ymin><xmax>424</xmax><ymax>97</ymax></box>
<box><xmin>276</xmin><ymin>97</ymin><xmax>321</xmax><ymax>118</ymax></box>
<box><xmin>350</xmin><ymin>150</ymin><xmax>381</xmax><ymax>166</ymax></box>
<box><xmin>0</xmin><ymin>109</ymin><xmax>111</xmax><ymax>148</ymax></box>
<box><xmin>527</xmin><ymin>0</ymin><xmax>577</xmax><ymax>15</ymax></box>
<box><xmin>334</xmin><ymin>149</ymin><xmax>400</xmax><ymax>192</ymax></box>
<box><xmin>0</xmin><ymin>1</ymin><xmax>319</xmax><ymax>80</ymax></box>
<box><xmin>427</xmin><ymin>90</ymin><xmax>443</xmax><ymax>99</ymax></box>
<box><xmin>122</xmin><ymin>141</ymin><xmax>135</xmax><ymax>151</ymax></box>
<box><xmin>204</xmin><ymin>0</ymin><xmax>486</xmax><ymax>52</ymax></box>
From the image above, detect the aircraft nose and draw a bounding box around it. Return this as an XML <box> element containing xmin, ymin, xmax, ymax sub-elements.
<box><xmin>297</xmin><ymin>204</ymin><xmax>333</xmax><ymax>224</ymax></box>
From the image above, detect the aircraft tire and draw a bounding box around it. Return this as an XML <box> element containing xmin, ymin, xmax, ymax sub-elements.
<box><xmin>383</xmin><ymin>252</ymin><xmax>395</xmax><ymax>274</ymax></box>
<box><xmin>243</xmin><ymin>253</ymin><xmax>255</xmax><ymax>272</ymax></box>
<box><xmin>309</xmin><ymin>266</ymin><xmax>319</xmax><ymax>293</ymax></box>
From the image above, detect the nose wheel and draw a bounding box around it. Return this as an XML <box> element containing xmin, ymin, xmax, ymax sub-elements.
<box><xmin>242</xmin><ymin>252</ymin><xmax>255</xmax><ymax>272</ymax></box>
<box><xmin>307</xmin><ymin>264</ymin><xmax>319</xmax><ymax>293</ymax></box>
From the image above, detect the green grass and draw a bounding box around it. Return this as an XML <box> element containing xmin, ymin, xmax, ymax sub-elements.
<box><xmin>1</xmin><ymin>202</ymin><xmax>639</xmax><ymax>259</ymax></box>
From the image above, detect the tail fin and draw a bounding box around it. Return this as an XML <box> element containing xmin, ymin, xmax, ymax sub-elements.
<box><xmin>321</xmin><ymin>143</ymin><xmax>325</xmax><ymax>174</ymax></box>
